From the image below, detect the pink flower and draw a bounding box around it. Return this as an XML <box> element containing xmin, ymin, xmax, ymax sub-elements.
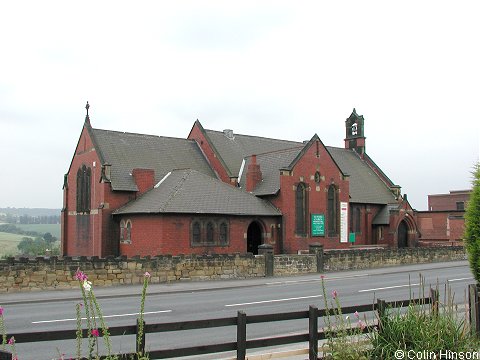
<box><xmin>320</xmin><ymin>275</ymin><xmax>325</xmax><ymax>279</ymax></box>
<box><xmin>74</xmin><ymin>269</ymin><xmax>88</xmax><ymax>281</ymax></box>
<box><xmin>144</xmin><ymin>271</ymin><xmax>151</xmax><ymax>278</ymax></box>
<box><xmin>358</xmin><ymin>320</ymin><xmax>366</xmax><ymax>330</ymax></box>
<box><xmin>91</xmin><ymin>329</ymin><xmax>100</xmax><ymax>337</ymax></box>
<box><xmin>354</xmin><ymin>311</ymin><xmax>359</xmax><ymax>319</ymax></box>
<box><xmin>8</xmin><ymin>336</ymin><xmax>15</xmax><ymax>345</ymax></box>
<box><xmin>331</xmin><ymin>290</ymin><xmax>338</xmax><ymax>299</ymax></box>
<box><xmin>0</xmin><ymin>306</ymin><xmax>4</xmax><ymax>316</ymax></box>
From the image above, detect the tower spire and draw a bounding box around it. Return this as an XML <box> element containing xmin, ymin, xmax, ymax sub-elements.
<box><xmin>85</xmin><ymin>101</ymin><xmax>90</xmax><ymax>124</ymax></box>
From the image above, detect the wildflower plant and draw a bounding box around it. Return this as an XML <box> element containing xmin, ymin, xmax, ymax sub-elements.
<box><xmin>136</xmin><ymin>271</ymin><xmax>151</xmax><ymax>359</ymax></box>
<box><xmin>0</xmin><ymin>305</ymin><xmax>6</xmax><ymax>350</ymax></box>
<box><xmin>74</xmin><ymin>269</ymin><xmax>116</xmax><ymax>360</ymax></box>
<box><xmin>320</xmin><ymin>276</ymin><xmax>370</xmax><ymax>359</ymax></box>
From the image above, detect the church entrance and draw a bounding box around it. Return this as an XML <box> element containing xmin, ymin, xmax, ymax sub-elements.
<box><xmin>247</xmin><ymin>221</ymin><xmax>262</xmax><ymax>255</ymax></box>
<box><xmin>398</xmin><ymin>220</ymin><xmax>408</xmax><ymax>248</ymax></box>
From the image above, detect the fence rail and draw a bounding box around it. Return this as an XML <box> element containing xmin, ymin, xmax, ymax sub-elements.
<box><xmin>4</xmin><ymin>291</ymin><xmax>439</xmax><ymax>360</ymax></box>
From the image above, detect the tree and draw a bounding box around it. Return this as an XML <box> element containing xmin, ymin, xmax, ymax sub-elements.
<box><xmin>43</xmin><ymin>232</ymin><xmax>57</xmax><ymax>245</ymax></box>
<box><xmin>464</xmin><ymin>163</ymin><xmax>480</xmax><ymax>283</ymax></box>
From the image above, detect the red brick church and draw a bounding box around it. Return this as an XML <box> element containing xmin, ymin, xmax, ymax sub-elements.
<box><xmin>61</xmin><ymin>105</ymin><xmax>420</xmax><ymax>257</ymax></box>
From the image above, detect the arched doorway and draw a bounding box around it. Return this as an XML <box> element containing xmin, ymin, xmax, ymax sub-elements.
<box><xmin>397</xmin><ymin>220</ymin><xmax>408</xmax><ymax>248</ymax></box>
<box><xmin>247</xmin><ymin>221</ymin><xmax>263</xmax><ymax>255</ymax></box>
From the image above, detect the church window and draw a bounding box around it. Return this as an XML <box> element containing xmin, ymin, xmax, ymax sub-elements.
<box><xmin>219</xmin><ymin>222</ymin><xmax>228</xmax><ymax>244</ymax></box>
<box><xmin>191</xmin><ymin>219</ymin><xmax>229</xmax><ymax>246</ymax></box>
<box><xmin>295</xmin><ymin>182</ymin><xmax>307</xmax><ymax>236</ymax></box>
<box><xmin>192</xmin><ymin>221</ymin><xmax>201</xmax><ymax>244</ymax></box>
<box><xmin>327</xmin><ymin>185</ymin><xmax>338</xmax><ymax>236</ymax></box>
<box><xmin>76</xmin><ymin>165</ymin><xmax>91</xmax><ymax>213</ymax></box>
<box><xmin>350</xmin><ymin>205</ymin><xmax>361</xmax><ymax>233</ymax></box>
<box><xmin>120</xmin><ymin>219</ymin><xmax>132</xmax><ymax>244</ymax></box>
<box><xmin>206</xmin><ymin>222</ymin><xmax>215</xmax><ymax>243</ymax></box>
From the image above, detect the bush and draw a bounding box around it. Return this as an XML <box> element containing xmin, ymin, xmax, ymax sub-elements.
<box><xmin>465</xmin><ymin>163</ymin><xmax>480</xmax><ymax>283</ymax></box>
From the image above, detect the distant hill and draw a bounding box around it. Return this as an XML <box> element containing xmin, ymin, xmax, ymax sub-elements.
<box><xmin>0</xmin><ymin>207</ymin><xmax>60</xmax><ymax>217</ymax></box>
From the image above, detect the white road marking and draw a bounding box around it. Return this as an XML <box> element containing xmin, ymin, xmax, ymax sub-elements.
<box><xmin>225</xmin><ymin>295</ymin><xmax>322</xmax><ymax>307</ymax></box>
<box><xmin>266</xmin><ymin>274</ymin><xmax>369</xmax><ymax>285</ymax></box>
<box><xmin>359</xmin><ymin>283</ymin><xmax>420</xmax><ymax>293</ymax></box>
<box><xmin>32</xmin><ymin>310</ymin><xmax>172</xmax><ymax>324</ymax></box>
<box><xmin>448</xmin><ymin>277</ymin><xmax>473</xmax><ymax>282</ymax></box>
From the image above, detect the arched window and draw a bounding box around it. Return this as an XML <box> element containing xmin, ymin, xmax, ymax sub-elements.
<box><xmin>76</xmin><ymin>165</ymin><xmax>91</xmax><ymax>213</ymax></box>
<box><xmin>192</xmin><ymin>221</ymin><xmax>201</xmax><ymax>244</ymax></box>
<box><xmin>327</xmin><ymin>185</ymin><xmax>338</xmax><ymax>236</ymax></box>
<box><xmin>120</xmin><ymin>220</ymin><xmax>126</xmax><ymax>240</ymax></box>
<box><xmin>219</xmin><ymin>222</ymin><xmax>228</xmax><ymax>244</ymax></box>
<box><xmin>350</xmin><ymin>205</ymin><xmax>361</xmax><ymax>233</ymax></box>
<box><xmin>206</xmin><ymin>222</ymin><xmax>214</xmax><ymax>243</ymax></box>
<box><xmin>120</xmin><ymin>219</ymin><xmax>132</xmax><ymax>243</ymax></box>
<box><xmin>295</xmin><ymin>182</ymin><xmax>307</xmax><ymax>235</ymax></box>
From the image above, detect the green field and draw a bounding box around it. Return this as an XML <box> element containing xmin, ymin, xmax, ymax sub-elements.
<box><xmin>0</xmin><ymin>232</ymin><xmax>29</xmax><ymax>257</ymax></box>
<box><xmin>13</xmin><ymin>223</ymin><xmax>61</xmax><ymax>238</ymax></box>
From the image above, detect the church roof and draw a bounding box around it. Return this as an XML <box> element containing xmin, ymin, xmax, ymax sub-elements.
<box><xmin>326</xmin><ymin>147</ymin><xmax>397</xmax><ymax>204</ymax></box>
<box><xmin>90</xmin><ymin>128</ymin><xmax>216</xmax><ymax>191</ymax></box>
<box><xmin>239</xmin><ymin>147</ymin><xmax>304</xmax><ymax>196</ymax></box>
<box><xmin>113</xmin><ymin>169</ymin><xmax>282</xmax><ymax>216</ymax></box>
<box><xmin>204</xmin><ymin>128</ymin><xmax>301</xmax><ymax>177</ymax></box>
<box><xmin>237</xmin><ymin>143</ymin><xmax>397</xmax><ymax>204</ymax></box>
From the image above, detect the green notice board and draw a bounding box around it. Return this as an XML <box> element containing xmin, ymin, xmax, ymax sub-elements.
<box><xmin>349</xmin><ymin>232</ymin><xmax>356</xmax><ymax>243</ymax></box>
<box><xmin>311</xmin><ymin>214</ymin><xmax>325</xmax><ymax>236</ymax></box>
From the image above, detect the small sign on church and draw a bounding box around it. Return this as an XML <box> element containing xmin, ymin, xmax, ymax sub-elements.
<box><xmin>311</xmin><ymin>214</ymin><xmax>325</xmax><ymax>236</ymax></box>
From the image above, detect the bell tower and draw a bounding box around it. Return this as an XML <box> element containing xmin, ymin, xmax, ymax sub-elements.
<box><xmin>344</xmin><ymin>108</ymin><xmax>366</xmax><ymax>156</ymax></box>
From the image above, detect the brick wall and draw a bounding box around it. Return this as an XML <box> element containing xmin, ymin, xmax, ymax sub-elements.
<box><xmin>0</xmin><ymin>247</ymin><xmax>466</xmax><ymax>292</ymax></box>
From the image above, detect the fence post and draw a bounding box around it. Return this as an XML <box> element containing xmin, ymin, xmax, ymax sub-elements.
<box><xmin>430</xmin><ymin>288</ymin><xmax>439</xmax><ymax>317</ymax></box>
<box><xmin>376</xmin><ymin>299</ymin><xmax>387</xmax><ymax>332</ymax></box>
<box><xmin>136</xmin><ymin>318</ymin><xmax>146</xmax><ymax>355</ymax></box>
<box><xmin>309</xmin><ymin>305</ymin><xmax>319</xmax><ymax>360</ymax></box>
<box><xmin>237</xmin><ymin>311</ymin><xmax>247</xmax><ymax>360</ymax></box>
<box><xmin>469</xmin><ymin>284</ymin><xmax>480</xmax><ymax>336</ymax></box>
<box><xmin>0</xmin><ymin>350</ymin><xmax>12</xmax><ymax>360</ymax></box>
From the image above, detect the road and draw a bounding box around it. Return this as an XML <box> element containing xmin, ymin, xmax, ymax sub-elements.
<box><xmin>1</xmin><ymin>260</ymin><xmax>474</xmax><ymax>359</ymax></box>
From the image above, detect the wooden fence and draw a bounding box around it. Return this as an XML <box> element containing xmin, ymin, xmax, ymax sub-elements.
<box><xmin>1</xmin><ymin>290</ymin><xmax>442</xmax><ymax>360</ymax></box>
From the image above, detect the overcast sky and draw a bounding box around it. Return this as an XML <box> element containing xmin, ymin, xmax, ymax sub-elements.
<box><xmin>1</xmin><ymin>1</ymin><xmax>479</xmax><ymax>211</ymax></box>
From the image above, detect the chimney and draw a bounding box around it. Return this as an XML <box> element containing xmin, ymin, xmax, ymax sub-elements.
<box><xmin>132</xmin><ymin>168</ymin><xmax>155</xmax><ymax>195</ymax></box>
<box><xmin>246</xmin><ymin>155</ymin><xmax>262</xmax><ymax>192</ymax></box>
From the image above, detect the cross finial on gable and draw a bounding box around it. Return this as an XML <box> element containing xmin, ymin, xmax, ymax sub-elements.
<box><xmin>85</xmin><ymin>101</ymin><xmax>90</xmax><ymax>124</ymax></box>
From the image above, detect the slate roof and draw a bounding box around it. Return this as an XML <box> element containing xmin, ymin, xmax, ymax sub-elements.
<box><xmin>239</xmin><ymin>147</ymin><xmax>304</xmax><ymax>196</ymax></box>
<box><xmin>372</xmin><ymin>204</ymin><xmax>400</xmax><ymax>225</ymax></box>
<box><xmin>113</xmin><ymin>169</ymin><xmax>282</xmax><ymax>216</ymax></box>
<box><xmin>326</xmin><ymin>147</ymin><xmax>397</xmax><ymax>204</ymax></box>
<box><xmin>236</xmin><ymin>140</ymin><xmax>396</xmax><ymax>205</ymax></box>
<box><xmin>91</xmin><ymin>128</ymin><xmax>216</xmax><ymax>191</ymax></box>
<box><xmin>204</xmin><ymin>129</ymin><xmax>301</xmax><ymax>177</ymax></box>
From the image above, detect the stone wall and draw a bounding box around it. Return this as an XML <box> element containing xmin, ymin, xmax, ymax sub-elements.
<box><xmin>0</xmin><ymin>254</ymin><xmax>264</xmax><ymax>293</ymax></box>
<box><xmin>323</xmin><ymin>246</ymin><xmax>466</xmax><ymax>271</ymax></box>
<box><xmin>0</xmin><ymin>247</ymin><xmax>466</xmax><ymax>293</ymax></box>
<box><xmin>273</xmin><ymin>254</ymin><xmax>317</xmax><ymax>276</ymax></box>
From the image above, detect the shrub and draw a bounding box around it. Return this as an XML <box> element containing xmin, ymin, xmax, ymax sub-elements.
<box><xmin>465</xmin><ymin>163</ymin><xmax>480</xmax><ymax>283</ymax></box>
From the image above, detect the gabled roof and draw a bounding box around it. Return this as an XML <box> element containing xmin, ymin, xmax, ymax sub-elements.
<box><xmin>203</xmin><ymin>128</ymin><xmax>301</xmax><ymax>177</ymax></box>
<box><xmin>91</xmin><ymin>128</ymin><xmax>216</xmax><ymax>191</ymax></box>
<box><xmin>327</xmin><ymin>147</ymin><xmax>397</xmax><ymax>204</ymax></box>
<box><xmin>113</xmin><ymin>169</ymin><xmax>282</xmax><ymax>216</ymax></box>
<box><xmin>239</xmin><ymin>147</ymin><xmax>304</xmax><ymax>196</ymax></box>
